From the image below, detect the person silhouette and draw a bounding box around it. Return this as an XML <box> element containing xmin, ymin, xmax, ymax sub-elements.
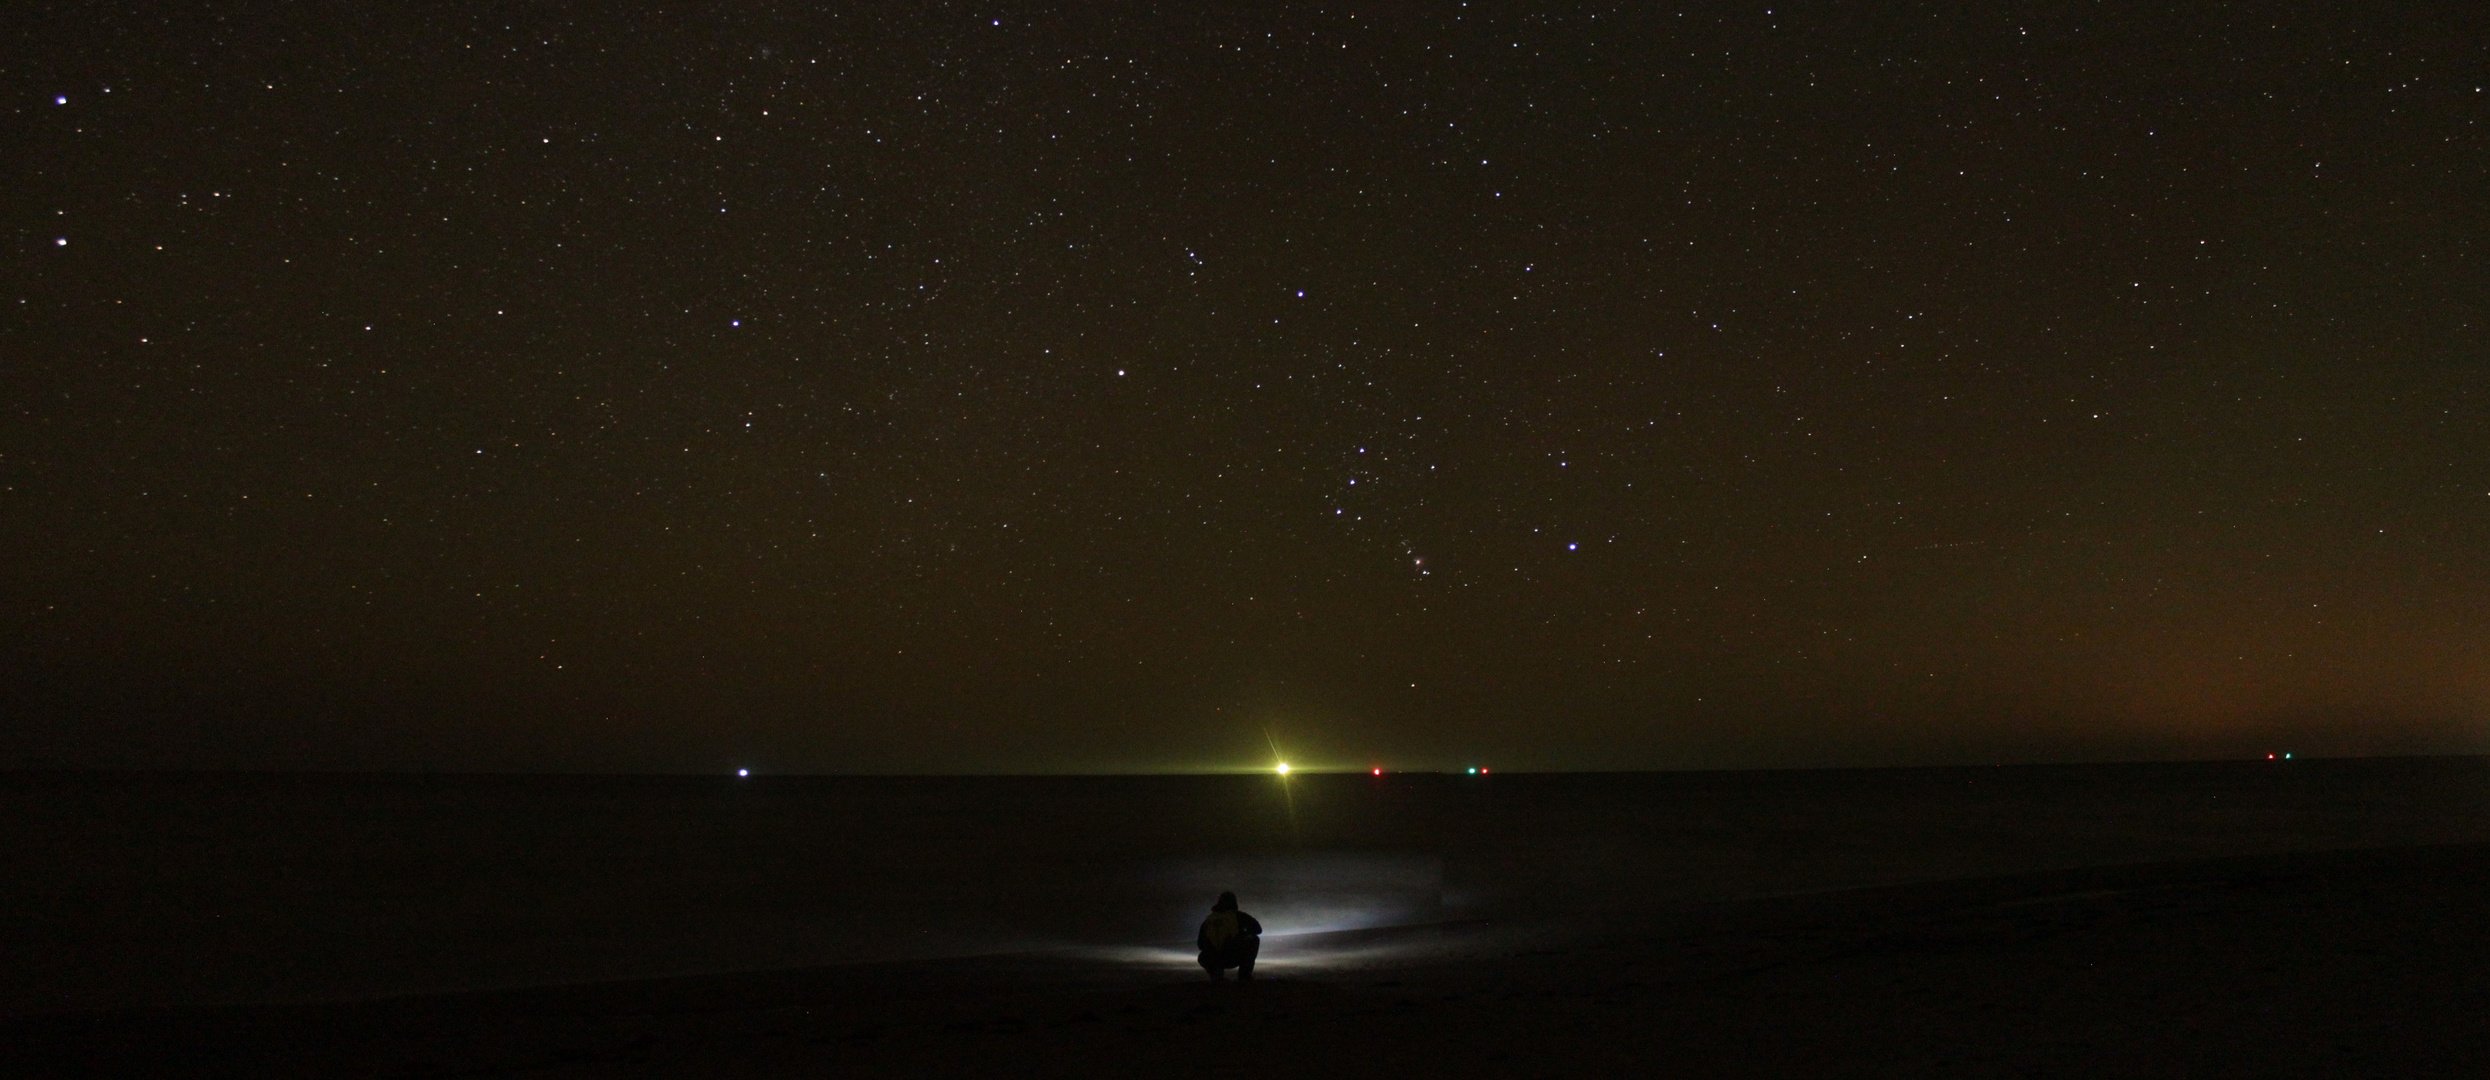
<box><xmin>1196</xmin><ymin>891</ymin><xmax>1263</xmax><ymax>980</ymax></box>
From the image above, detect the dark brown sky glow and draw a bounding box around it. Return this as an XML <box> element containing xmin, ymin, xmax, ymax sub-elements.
<box><xmin>5</xmin><ymin>3</ymin><xmax>2485</xmax><ymax>772</ymax></box>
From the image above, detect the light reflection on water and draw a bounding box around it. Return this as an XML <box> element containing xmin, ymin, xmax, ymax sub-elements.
<box><xmin>1154</xmin><ymin>851</ymin><xmax>1447</xmax><ymax>937</ymax></box>
<box><xmin>1027</xmin><ymin>850</ymin><xmax>1501</xmax><ymax>974</ymax></box>
<box><xmin>1049</xmin><ymin>919</ymin><xmax>1529</xmax><ymax>975</ymax></box>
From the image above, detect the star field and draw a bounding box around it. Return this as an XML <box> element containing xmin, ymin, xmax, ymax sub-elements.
<box><xmin>4</xmin><ymin>2</ymin><xmax>2486</xmax><ymax>771</ymax></box>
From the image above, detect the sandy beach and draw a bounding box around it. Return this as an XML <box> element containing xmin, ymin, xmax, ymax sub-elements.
<box><xmin>15</xmin><ymin>840</ymin><xmax>2490</xmax><ymax>1077</ymax></box>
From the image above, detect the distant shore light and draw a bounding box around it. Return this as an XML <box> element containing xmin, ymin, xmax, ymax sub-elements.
<box><xmin>737</xmin><ymin>768</ymin><xmax>749</xmax><ymax>777</ymax></box>
<box><xmin>1275</xmin><ymin>763</ymin><xmax>1290</xmax><ymax>775</ymax></box>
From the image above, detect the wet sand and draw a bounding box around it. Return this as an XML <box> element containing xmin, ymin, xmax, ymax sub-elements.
<box><xmin>15</xmin><ymin>840</ymin><xmax>2490</xmax><ymax>1077</ymax></box>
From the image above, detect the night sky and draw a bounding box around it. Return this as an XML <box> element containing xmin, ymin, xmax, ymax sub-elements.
<box><xmin>6</xmin><ymin>3</ymin><xmax>2485</xmax><ymax>772</ymax></box>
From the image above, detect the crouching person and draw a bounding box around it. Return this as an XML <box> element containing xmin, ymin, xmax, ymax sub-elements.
<box><xmin>1196</xmin><ymin>891</ymin><xmax>1263</xmax><ymax>980</ymax></box>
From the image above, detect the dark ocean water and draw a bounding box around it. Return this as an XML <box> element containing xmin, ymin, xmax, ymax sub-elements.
<box><xmin>6</xmin><ymin>758</ymin><xmax>2488</xmax><ymax>1014</ymax></box>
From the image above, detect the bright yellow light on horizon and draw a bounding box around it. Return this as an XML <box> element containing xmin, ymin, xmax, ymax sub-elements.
<box><xmin>1275</xmin><ymin>763</ymin><xmax>1291</xmax><ymax>776</ymax></box>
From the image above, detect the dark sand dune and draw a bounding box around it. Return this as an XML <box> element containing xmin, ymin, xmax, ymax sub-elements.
<box><xmin>8</xmin><ymin>759</ymin><xmax>2490</xmax><ymax>1075</ymax></box>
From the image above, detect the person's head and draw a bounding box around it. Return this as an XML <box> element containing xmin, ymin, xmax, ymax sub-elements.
<box><xmin>1213</xmin><ymin>891</ymin><xmax>1238</xmax><ymax>911</ymax></box>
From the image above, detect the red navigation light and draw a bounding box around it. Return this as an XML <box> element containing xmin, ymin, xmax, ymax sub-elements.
<box><xmin>1372</xmin><ymin>768</ymin><xmax>1382</xmax><ymax>776</ymax></box>
<box><xmin>2267</xmin><ymin>754</ymin><xmax>2276</xmax><ymax>760</ymax></box>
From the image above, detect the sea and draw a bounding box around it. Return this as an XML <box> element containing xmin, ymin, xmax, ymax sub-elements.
<box><xmin>6</xmin><ymin>757</ymin><xmax>2488</xmax><ymax>1014</ymax></box>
